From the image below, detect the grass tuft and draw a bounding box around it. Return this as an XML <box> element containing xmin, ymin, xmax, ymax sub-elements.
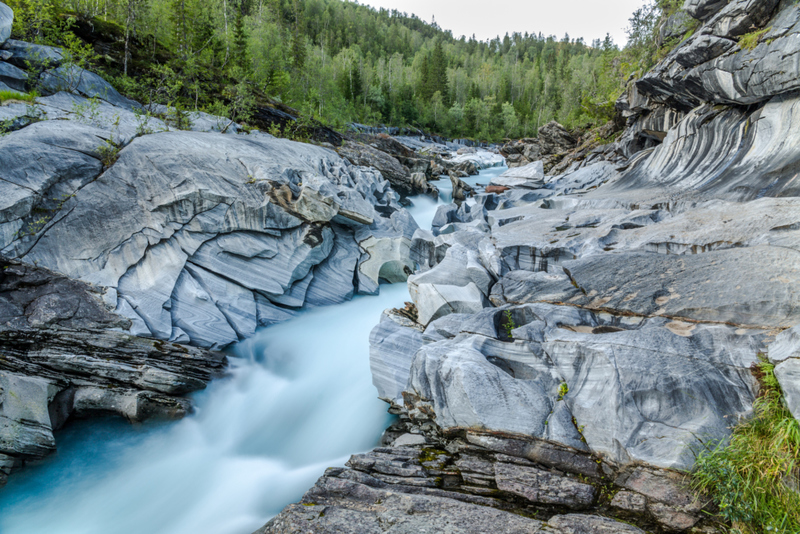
<box><xmin>0</xmin><ymin>90</ymin><xmax>37</xmax><ymax>104</ymax></box>
<box><xmin>739</xmin><ymin>27</ymin><xmax>772</xmax><ymax>51</ymax></box>
<box><xmin>692</xmin><ymin>356</ymin><xmax>800</xmax><ymax>533</ymax></box>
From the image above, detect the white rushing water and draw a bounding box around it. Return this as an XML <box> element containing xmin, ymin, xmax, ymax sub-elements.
<box><xmin>0</xmin><ymin>160</ymin><xmax>506</xmax><ymax>534</ymax></box>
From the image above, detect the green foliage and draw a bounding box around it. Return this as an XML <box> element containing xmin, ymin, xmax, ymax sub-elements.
<box><xmin>692</xmin><ymin>357</ymin><xmax>800</xmax><ymax>534</ymax></box>
<box><xmin>502</xmin><ymin>309</ymin><xmax>516</xmax><ymax>339</ymax></box>
<box><xmin>739</xmin><ymin>27</ymin><xmax>772</xmax><ymax>51</ymax></box>
<box><xmin>557</xmin><ymin>382</ymin><xmax>569</xmax><ymax>401</ymax></box>
<box><xmin>0</xmin><ymin>90</ymin><xmax>37</xmax><ymax>104</ymax></box>
<box><xmin>5</xmin><ymin>0</ymin><xmax>686</xmax><ymax>142</ymax></box>
<box><xmin>97</xmin><ymin>137</ymin><xmax>121</xmax><ymax>167</ymax></box>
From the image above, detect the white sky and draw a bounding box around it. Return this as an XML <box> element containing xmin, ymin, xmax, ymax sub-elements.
<box><xmin>356</xmin><ymin>0</ymin><xmax>646</xmax><ymax>46</ymax></box>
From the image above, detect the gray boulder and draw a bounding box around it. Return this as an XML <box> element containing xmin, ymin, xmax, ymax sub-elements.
<box><xmin>338</xmin><ymin>140</ymin><xmax>427</xmax><ymax>196</ymax></box>
<box><xmin>0</xmin><ymin>61</ymin><xmax>26</xmax><ymax>92</ymax></box>
<box><xmin>538</xmin><ymin>121</ymin><xmax>577</xmax><ymax>154</ymax></box>
<box><xmin>490</xmin><ymin>161</ymin><xmax>545</xmax><ymax>189</ymax></box>
<box><xmin>0</xmin><ymin>2</ymin><xmax>11</xmax><ymax>46</ymax></box>
<box><xmin>407</xmin><ymin>244</ymin><xmax>493</xmax><ymax>325</ymax></box>
<box><xmin>1</xmin><ymin>39</ymin><xmax>64</xmax><ymax>68</ymax></box>
<box><xmin>369</xmin><ymin>310</ymin><xmax>425</xmax><ymax>403</ymax></box>
<box><xmin>684</xmin><ymin>0</ymin><xmax>729</xmax><ymax>21</ymax></box>
<box><xmin>769</xmin><ymin>324</ymin><xmax>800</xmax><ymax>421</ymax></box>
<box><xmin>40</xmin><ymin>65</ymin><xmax>140</xmax><ymax>109</ymax></box>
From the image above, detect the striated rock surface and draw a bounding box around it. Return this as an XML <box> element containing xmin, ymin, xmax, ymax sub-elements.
<box><xmin>0</xmin><ymin>256</ymin><xmax>224</xmax><ymax>487</ymax></box>
<box><xmin>0</xmin><ymin>19</ymin><xmax>421</xmax><ymax>489</ymax></box>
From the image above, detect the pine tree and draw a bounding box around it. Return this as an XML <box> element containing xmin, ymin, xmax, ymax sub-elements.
<box><xmin>232</xmin><ymin>8</ymin><xmax>249</xmax><ymax>72</ymax></box>
<box><xmin>291</xmin><ymin>0</ymin><xmax>306</xmax><ymax>69</ymax></box>
<box><xmin>429</xmin><ymin>40</ymin><xmax>449</xmax><ymax>103</ymax></box>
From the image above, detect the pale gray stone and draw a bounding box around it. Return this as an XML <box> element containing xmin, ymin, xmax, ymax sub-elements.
<box><xmin>408</xmin><ymin>244</ymin><xmax>493</xmax><ymax>325</ymax></box>
<box><xmin>611</xmin><ymin>491</ymin><xmax>647</xmax><ymax>512</ymax></box>
<box><xmin>369</xmin><ymin>311</ymin><xmax>424</xmax><ymax>403</ymax></box>
<box><xmin>0</xmin><ymin>123</ymin><xmax>413</xmax><ymax>348</ymax></box>
<box><xmin>40</xmin><ymin>65</ymin><xmax>139</xmax><ymax>109</ymax></box>
<box><xmin>0</xmin><ymin>2</ymin><xmax>11</xmax><ymax>46</ymax></box>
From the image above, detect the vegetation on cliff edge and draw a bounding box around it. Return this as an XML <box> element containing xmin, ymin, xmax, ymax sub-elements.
<box><xmin>692</xmin><ymin>357</ymin><xmax>800</xmax><ymax>534</ymax></box>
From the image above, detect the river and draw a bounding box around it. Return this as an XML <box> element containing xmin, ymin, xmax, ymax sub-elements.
<box><xmin>0</xmin><ymin>162</ymin><xmax>506</xmax><ymax>534</ymax></box>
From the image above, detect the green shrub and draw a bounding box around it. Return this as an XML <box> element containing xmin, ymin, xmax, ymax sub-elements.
<box><xmin>502</xmin><ymin>309</ymin><xmax>516</xmax><ymax>339</ymax></box>
<box><xmin>739</xmin><ymin>27</ymin><xmax>772</xmax><ymax>51</ymax></box>
<box><xmin>692</xmin><ymin>357</ymin><xmax>800</xmax><ymax>533</ymax></box>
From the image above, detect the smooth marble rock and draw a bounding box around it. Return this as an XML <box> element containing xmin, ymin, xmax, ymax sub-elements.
<box><xmin>490</xmin><ymin>161</ymin><xmax>545</xmax><ymax>189</ymax></box>
<box><xmin>407</xmin><ymin>244</ymin><xmax>493</xmax><ymax>325</ymax></box>
<box><xmin>491</xmin><ymin>245</ymin><xmax>800</xmax><ymax>329</ymax></box>
<box><xmin>0</xmin><ymin>119</ymin><xmax>413</xmax><ymax>347</ymax></box>
<box><xmin>369</xmin><ymin>311</ymin><xmax>425</xmax><ymax>403</ymax></box>
<box><xmin>769</xmin><ymin>324</ymin><xmax>800</xmax><ymax>421</ymax></box>
<box><xmin>40</xmin><ymin>65</ymin><xmax>140</xmax><ymax>109</ymax></box>
<box><xmin>405</xmin><ymin>309</ymin><xmax>763</xmax><ymax>470</ymax></box>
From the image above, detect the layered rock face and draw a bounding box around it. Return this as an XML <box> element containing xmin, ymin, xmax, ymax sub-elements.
<box><xmin>257</xmin><ymin>440</ymin><xmax>710</xmax><ymax>533</ymax></box>
<box><xmin>617</xmin><ymin>0</ymin><xmax>799</xmax><ymax>155</ymax></box>
<box><xmin>0</xmin><ymin>257</ymin><xmax>225</xmax><ymax>487</ymax></box>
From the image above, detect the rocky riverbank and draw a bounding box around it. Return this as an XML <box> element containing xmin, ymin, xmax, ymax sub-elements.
<box><xmin>262</xmin><ymin>0</ymin><xmax>800</xmax><ymax>532</ymax></box>
<box><xmin>0</xmin><ymin>0</ymin><xmax>476</xmax><ymax>489</ymax></box>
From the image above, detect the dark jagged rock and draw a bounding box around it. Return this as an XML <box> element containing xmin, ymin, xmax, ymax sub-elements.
<box><xmin>0</xmin><ymin>256</ymin><xmax>225</xmax><ymax>487</ymax></box>
<box><xmin>634</xmin><ymin>0</ymin><xmax>789</xmax><ymax>109</ymax></box>
<box><xmin>257</xmin><ymin>437</ymin><xmax>711</xmax><ymax>533</ymax></box>
<box><xmin>0</xmin><ymin>60</ymin><xmax>26</xmax><ymax>91</ymax></box>
<box><xmin>683</xmin><ymin>0</ymin><xmax>729</xmax><ymax>21</ymax></box>
<box><xmin>337</xmin><ymin>140</ymin><xmax>418</xmax><ymax>196</ymax></box>
<box><xmin>251</xmin><ymin>103</ymin><xmax>344</xmax><ymax>146</ymax></box>
<box><xmin>500</xmin><ymin>121</ymin><xmax>596</xmax><ymax>174</ymax></box>
<box><xmin>658</xmin><ymin>10</ymin><xmax>696</xmax><ymax>46</ymax></box>
<box><xmin>1</xmin><ymin>39</ymin><xmax>64</xmax><ymax>69</ymax></box>
<box><xmin>538</xmin><ymin>121</ymin><xmax>578</xmax><ymax>154</ymax></box>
